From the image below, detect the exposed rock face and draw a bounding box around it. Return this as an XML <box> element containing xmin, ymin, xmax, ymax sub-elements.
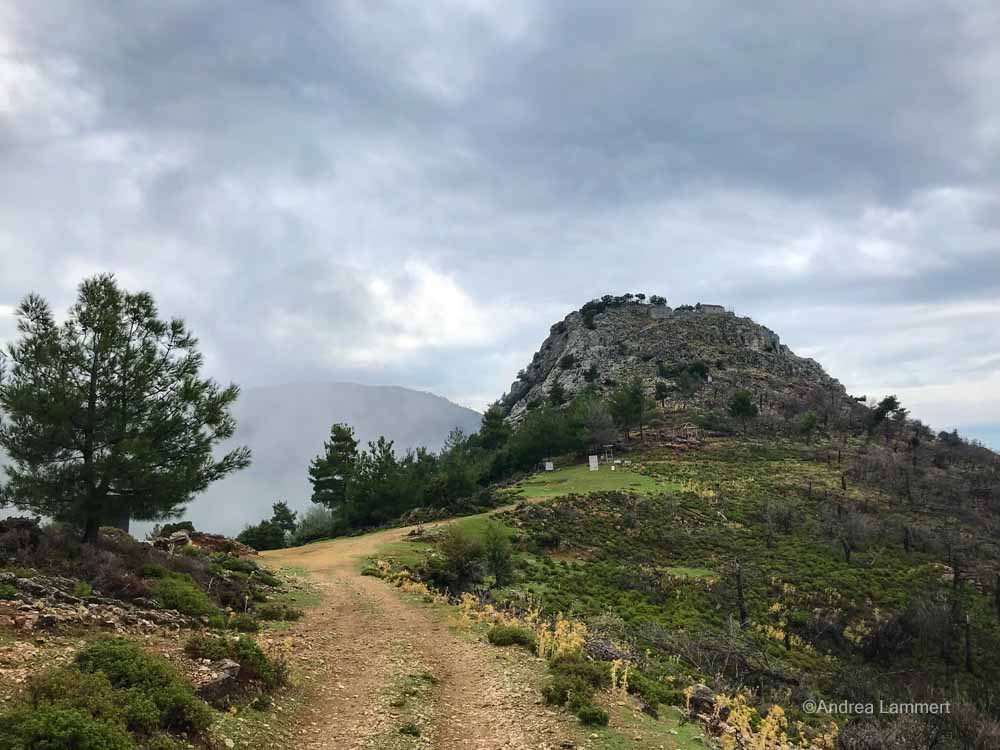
<box><xmin>500</xmin><ymin>302</ymin><xmax>857</xmax><ymax>422</ymax></box>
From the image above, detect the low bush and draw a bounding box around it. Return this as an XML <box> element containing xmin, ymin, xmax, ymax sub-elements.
<box><xmin>151</xmin><ymin>574</ymin><xmax>217</xmax><ymax>617</ymax></box>
<box><xmin>0</xmin><ymin>582</ymin><xmax>19</xmax><ymax>599</ymax></box>
<box><xmin>549</xmin><ymin>652</ymin><xmax>610</xmax><ymax>689</ymax></box>
<box><xmin>74</xmin><ymin>638</ymin><xmax>211</xmax><ymax>734</ymax></box>
<box><xmin>627</xmin><ymin>671</ymin><xmax>683</xmax><ymax>708</ymax></box>
<box><xmin>0</xmin><ymin>706</ymin><xmax>136</xmax><ymax>750</ymax></box>
<box><xmin>26</xmin><ymin>668</ymin><xmax>157</xmax><ymax>735</ymax></box>
<box><xmin>228</xmin><ymin>613</ymin><xmax>260</xmax><ymax>632</ymax></box>
<box><xmin>487</xmin><ymin>625</ymin><xmax>536</xmax><ymax>650</ymax></box>
<box><xmin>183</xmin><ymin>634</ymin><xmax>230</xmax><ymax>662</ymax></box>
<box><xmin>72</xmin><ymin>580</ymin><xmax>93</xmax><ymax>598</ymax></box>
<box><xmin>421</xmin><ymin>526</ymin><xmax>484</xmax><ymax>593</ymax></box>
<box><xmin>184</xmin><ymin>635</ymin><xmax>288</xmax><ymax>690</ymax></box>
<box><xmin>0</xmin><ymin>638</ymin><xmax>213</xmax><ymax>750</ymax></box>
<box><xmin>575</xmin><ymin>703</ymin><xmax>609</xmax><ymax>726</ymax></box>
<box><xmin>542</xmin><ymin>673</ymin><xmax>591</xmax><ymax>707</ymax></box>
<box><xmin>256</xmin><ymin>602</ymin><xmax>304</xmax><ymax>621</ymax></box>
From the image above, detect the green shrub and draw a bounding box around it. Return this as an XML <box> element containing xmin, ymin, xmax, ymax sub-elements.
<box><xmin>628</xmin><ymin>671</ymin><xmax>683</xmax><ymax>708</ymax></box>
<box><xmin>230</xmin><ymin>636</ymin><xmax>287</xmax><ymax>688</ymax></box>
<box><xmin>482</xmin><ymin>522</ymin><xmax>514</xmax><ymax>587</ymax></box>
<box><xmin>25</xmin><ymin>667</ymin><xmax>162</xmax><ymax>735</ymax></box>
<box><xmin>487</xmin><ymin>625</ymin><xmax>536</xmax><ymax>650</ymax></box>
<box><xmin>143</xmin><ymin>733</ymin><xmax>188</xmax><ymax>750</ymax></box>
<box><xmin>549</xmin><ymin>653</ymin><xmax>610</xmax><ymax>689</ymax></box>
<box><xmin>0</xmin><ymin>582</ymin><xmax>19</xmax><ymax>599</ymax></box>
<box><xmin>151</xmin><ymin>574</ymin><xmax>216</xmax><ymax>617</ymax></box>
<box><xmin>256</xmin><ymin>602</ymin><xmax>304</xmax><ymax>621</ymax></box>
<box><xmin>3</xmin><ymin>640</ymin><xmax>213</xmax><ymax>750</ymax></box>
<box><xmin>213</xmin><ymin>554</ymin><xmax>257</xmax><ymax>575</ymax></box>
<box><xmin>421</xmin><ymin>526</ymin><xmax>484</xmax><ymax>592</ymax></box>
<box><xmin>0</xmin><ymin>707</ymin><xmax>136</xmax><ymax>750</ymax></box>
<box><xmin>251</xmin><ymin>694</ymin><xmax>272</xmax><ymax>712</ymax></box>
<box><xmin>183</xmin><ymin>634</ymin><xmax>230</xmax><ymax>662</ymax></box>
<box><xmin>75</xmin><ymin>638</ymin><xmax>211</xmax><ymax>734</ymax></box>
<box><xmin>576</xmin><ymin>703</ymin><xmax>609</xmax><ymax>726</ymax></box>
<box><xmin>542</xmin><ymin>673</ymin><xmax>591</xmax><ymax>706</ymax></box>
<box><xmin>184</xmin><ymin>635</ymin><xmax>287</xmax><ymax>690</ymax></box>
<box><xmin>72</xmin><ymin>581</ymin><xmax>93</xmax><ymax>598</ymax></box>
<box><xmin>229</xmin><ymin>613</ymin><xmax>260</xmax><ymax>632</ymax></box>
<box><xmin>139</xmin><ymin>564</ymin><xmax>167</xmax><ymax>578</ymax></box>
<box><xmin>255</xmin><ymin>570</ymin><xmax>281</xmax><ymax>587</ymax></box>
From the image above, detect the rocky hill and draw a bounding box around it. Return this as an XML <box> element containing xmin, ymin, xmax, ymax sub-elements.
<box><xmin>500</xmin><ymin>299</ymin><xmax>860</xmax><ymax>425</ymax></box>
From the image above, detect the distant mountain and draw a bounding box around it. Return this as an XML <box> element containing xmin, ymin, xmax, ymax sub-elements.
<box><xmin>174</xmin><ymin>383</ymin><xmax>481</xmax><ymax>536</ymax></box>
<box><xmin>1</xmin><ymin>383</ymin><xmax>480</xmax><ymax>536</ymax></box>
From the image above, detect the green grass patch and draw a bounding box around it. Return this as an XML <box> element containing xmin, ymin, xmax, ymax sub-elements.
<box><xmin>513</xmin><ymin>464</ymin><xmax>673</xmax><ymax>499</ymax></box>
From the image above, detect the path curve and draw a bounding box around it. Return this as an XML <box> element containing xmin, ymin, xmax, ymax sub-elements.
<box><xmin>261</xmin><ymin>521</ymin><xmax>584</xmax><ymax>750</ymax></box>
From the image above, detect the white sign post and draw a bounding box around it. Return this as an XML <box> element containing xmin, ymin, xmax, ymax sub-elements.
<box><xmin>588</xmin><ymin>455</ymin><xmax>599</xmax><ymax>472</ymax></box>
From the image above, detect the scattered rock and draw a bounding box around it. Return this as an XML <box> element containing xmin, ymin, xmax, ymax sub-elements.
<box><xmin>197</xmin><ymin>659</ymin><xmax>242</xmax><ymax>706</ymax></box>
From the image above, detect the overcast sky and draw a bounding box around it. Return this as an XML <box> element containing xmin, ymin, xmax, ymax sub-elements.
<box><xmin>1</xmin><ymin>1</ymin><xmax>998</xmax><ymax>447</ymax></box>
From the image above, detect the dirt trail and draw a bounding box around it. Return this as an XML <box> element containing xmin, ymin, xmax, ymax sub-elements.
<box><xmin>262</xmin><ymin>522</ymin><xmax>584</xmax><ymax>750</ymax></box>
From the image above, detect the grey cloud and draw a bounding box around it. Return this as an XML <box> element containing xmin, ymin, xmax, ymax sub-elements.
<box><xmin>0</xmin><ymin>0</ymin><xmax>998</xmax><ymax>432</ymax></box>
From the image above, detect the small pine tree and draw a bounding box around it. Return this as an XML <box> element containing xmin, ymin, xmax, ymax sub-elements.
<box><xmin>270</xmin><ymin>501</ymin><xmax>297</xmax><ymax>535</ymax></box>
<box><xmin>548</xmin><ymin>378</ymin><xmax>566</xmax><ymax>406</ymax></box>
<box><xmin>799</xmin><ymin>410</ymin><xmax>818</xmax><ymax>441</ymax></box>
<box><xmin>478</xmin><ymin>404</ymin><xmax>510</xmax><ymax>450</ymax></box>
<box><xmin>654</xmin><ymin>381</ymin><xmax>670</xmax><ymax>408</ymax></box>
<box><xmin>728</xmin><ymin>389</ymin><xmax>759</xmax><ymax>435</ymax></box>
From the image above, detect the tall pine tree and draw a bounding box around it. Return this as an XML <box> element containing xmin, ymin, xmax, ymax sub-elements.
<box><xmin>308</xmin><ymin>423</ymin><xmax>358</xmax><ymax>511</ymax></box>
<box><xmin>0</xmin><ymin>275</ymin><xmax>251</xmax><ymax>541</ymax></box>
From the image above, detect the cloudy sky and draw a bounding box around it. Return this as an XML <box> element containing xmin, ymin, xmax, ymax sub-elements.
<box><xmin>2</xmin><ymin>1</ymin><xmax>998</xmax><ymax>447</ymax></box>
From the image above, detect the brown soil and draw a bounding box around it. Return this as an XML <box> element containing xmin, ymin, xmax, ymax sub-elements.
<box><xmin>262</xmin><ymin>524</ymin><xmax>587</xmax><ymax>750</ymax></box>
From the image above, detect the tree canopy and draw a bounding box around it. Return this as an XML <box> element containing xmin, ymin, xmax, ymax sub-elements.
<box><xmin>308</xmin><ymin>423</ymin><xmax>359</xmax><ymax>511</ymax></box>
<box><xmin>0</xmin><ymin>274</ymin><xmax>250</xmax><ymax>541</ymax></box>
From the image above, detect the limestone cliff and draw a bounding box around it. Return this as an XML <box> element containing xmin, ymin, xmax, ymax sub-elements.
<box><xmin>500</xmin><ymin>301</ymin><xmax>857</xmax><ymax>423</ymax></box>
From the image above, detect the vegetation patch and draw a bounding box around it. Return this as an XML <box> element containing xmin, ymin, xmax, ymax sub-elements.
<box><xmin>0</xmin><ymin>637</ymin><xmax>212</xmax><ymax>750</ymax></box>
<box><xmin>487</xmin><ymin>624</ymin><xmax>537</xmax><ymax>650</ymax></box>
<box><xmin>184</xmin><ymin>634</ymin><xmax>288</xmax><ymax>691</ymax></box>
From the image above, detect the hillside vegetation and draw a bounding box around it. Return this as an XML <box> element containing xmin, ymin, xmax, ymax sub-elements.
<box><xmin>359</xmin><ymin>296</ymin><xmax>1000</xmax><ymax>750</ymax></box>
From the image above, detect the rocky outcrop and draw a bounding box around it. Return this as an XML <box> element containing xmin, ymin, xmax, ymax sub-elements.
<box><xmin>0</xmin><ymin>571</ymin><xmax>192</xmax><ymax>632</ymax></box>
<box><xmin>500</xmin><ymin>302</ymin><xmax>857</xmax><ymax>423</ymax></box>
<box><xmin>152</xmin><ymin>530</ymin><xmax>257</xmax><ymax>557</ymax></box>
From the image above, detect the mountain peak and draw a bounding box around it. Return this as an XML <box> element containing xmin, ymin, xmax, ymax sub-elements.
<box><xmin>500</xmin><ymin>298</ymin><xmax>854</xmax><ymax>424</ymax></box>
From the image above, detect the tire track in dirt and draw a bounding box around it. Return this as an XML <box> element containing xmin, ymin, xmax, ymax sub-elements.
<box><xmin>263</xmin><ymin>523</ymin><xmax>586</xmax><ymax>750</ymax></box>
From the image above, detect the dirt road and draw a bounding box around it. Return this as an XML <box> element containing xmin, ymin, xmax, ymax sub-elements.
<box><xmin>261</xmin><ymin>523</ymin><xmax>585</xmax><ymax>750</ymax></box>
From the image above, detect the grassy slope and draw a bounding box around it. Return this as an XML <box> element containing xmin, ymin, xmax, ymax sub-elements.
<box><xmin>514</xmin><ymin>463</ymin><xmax>676</xmax><ymax>499</ymax></box>
<box><xmin>371</xmin><ymin>437</ymin><xmax>1000</xmax><ymax>745</ymax></box>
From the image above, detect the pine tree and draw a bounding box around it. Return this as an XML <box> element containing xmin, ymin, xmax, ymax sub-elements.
<box><xmin>0</xmin><ymin>275</ymin><xmax>250</xmax><ymax>541</ymax></box>
<box><xmin>270</xmin><ymin>501</ymin><xmax>297</xmax><ymax>535</ymax></box>
<box><xmin>308</xmin><ymin>423</ymin><xmax>358</xmax><ymax>511</ymax></box>
<box><xmin>654</xmin><ymin>380</ymin><xmax>670</xmax><ymax>408</ymax></box>
<box><xmin>478</xmin><ymin>404</ymin><xmax>510</xmax><ymax>450</ymax></box>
